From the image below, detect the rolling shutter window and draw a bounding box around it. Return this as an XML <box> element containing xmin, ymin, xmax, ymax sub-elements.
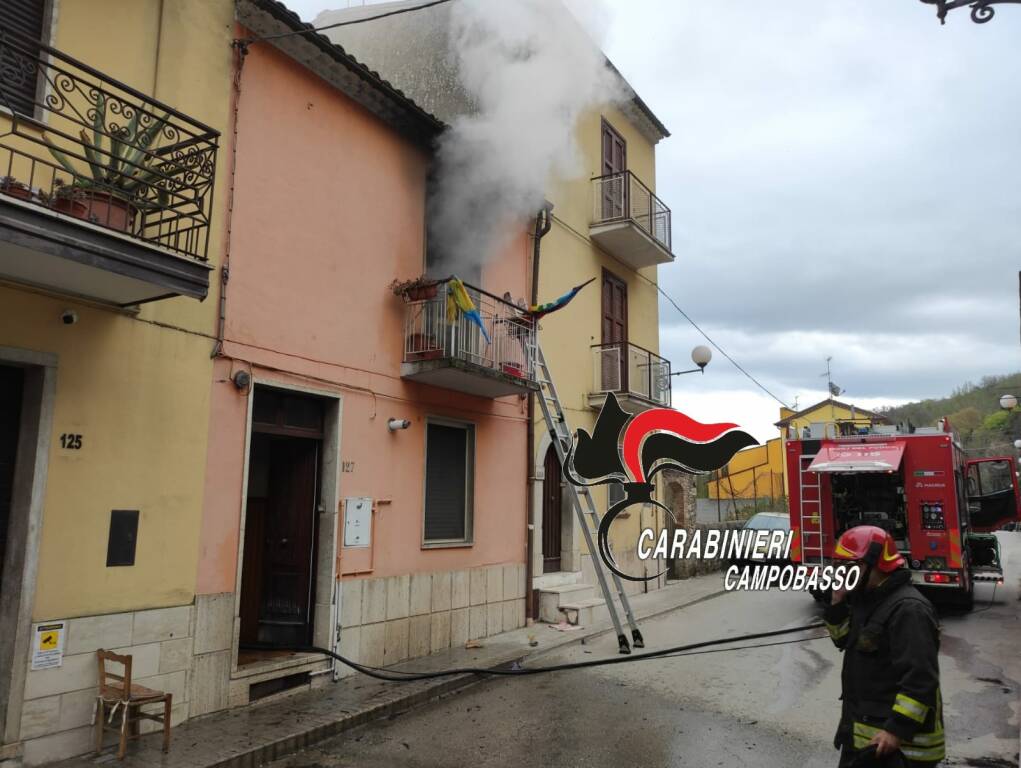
<box><xmin>424</xmin><ymin>421</ymin><xmax>474</xmax><ymax>543</ymax></box>
<box><xmin>2</xmin><ymin>0</ymin><xmax>47</xmax><ymax>116</ymax></box>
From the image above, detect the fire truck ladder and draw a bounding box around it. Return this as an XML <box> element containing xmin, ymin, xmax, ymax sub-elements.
<box><xmin>798</xmin><ymin>454</ymin><xmax>825</xmax><ymax>566</ymax></box>
<box><xmin>535</xmin><ymin>344</ymin><xmax>642</xmax><ymax>655</ymax></box>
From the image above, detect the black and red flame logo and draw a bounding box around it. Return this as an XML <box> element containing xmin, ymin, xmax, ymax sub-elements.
<box><xmin>567</xmin><ymin>393</ymin><xmax>757</xmax><ymax>581</ymax></box>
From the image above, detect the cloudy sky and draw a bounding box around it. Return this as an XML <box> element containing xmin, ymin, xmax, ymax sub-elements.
<box><xmin>286</xmin><ymin>0</ymin><xmax>1021</xmax><ymax>440</ymax></box>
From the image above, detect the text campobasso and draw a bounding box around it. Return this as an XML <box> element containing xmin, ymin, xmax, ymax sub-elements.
<box><xmin>636</xmin><ymin>528</ymin><xmax>862</xmax><ymax>593</ymax></box>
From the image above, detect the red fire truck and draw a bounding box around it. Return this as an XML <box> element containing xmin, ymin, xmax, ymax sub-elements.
<box><xmin>786</xmin><ymin>420</ymin><xmax>1020</xmax><ymax>608</ymax></box>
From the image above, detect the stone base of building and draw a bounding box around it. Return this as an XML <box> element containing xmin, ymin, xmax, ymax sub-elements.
<box><xmin>7</xmin><ymin>563</ymin><xmax>527</xmax><ymax>766</ymax></box>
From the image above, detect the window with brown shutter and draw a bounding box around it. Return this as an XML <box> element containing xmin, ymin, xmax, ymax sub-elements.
<box><xmin>1</xmin><ymin>0</ymin><xmax>48</xmax><ymax>117</ymax></box>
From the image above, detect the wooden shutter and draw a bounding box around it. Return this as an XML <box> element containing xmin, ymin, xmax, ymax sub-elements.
<box><xmin>601</xmin><ymin>119</ymin><xmax>627</xmax><ymax>176</ymax></box>
<box><xmin>1</xmin><ymin>0</ymin><xmax>47</xmax><ymax>116</ymax></box>
<box><xmin>425</xmin><ymin>422</ymin><xmax>473</xmax><ymax>542</ymax></box>
<box><xmin>601</xmin><ymin>269</ymin><xmax>627</xmax><ymax>344</ymax></box>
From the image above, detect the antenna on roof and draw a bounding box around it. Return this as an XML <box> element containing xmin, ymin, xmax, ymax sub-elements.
<box><xmin>820</xmin><ymin>356</ymin><xmax>844</xmax><ymax>398</ymax></box>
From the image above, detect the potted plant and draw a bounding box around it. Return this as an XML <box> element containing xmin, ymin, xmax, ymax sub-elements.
<box><xmin>390</xmin><ymin>276</ymin><xmax>440</xmax><ymax>302</ymax></box>
<box><xmin>0</xmin><ymin>176</ymin><xmax>32</xmax><ymax>201</ymax></box>
<box><xmin>42</xmin><ymin>93</ymin><xmax>171</xmax><ymax>232</ymax></box>
<box><xmin>43</xmin><ymin>180</ymin><xmax>88</xmax><ymax>218</ymax></box>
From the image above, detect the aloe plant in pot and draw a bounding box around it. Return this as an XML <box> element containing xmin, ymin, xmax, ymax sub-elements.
<box><xmin>43</xmin><ymin>93</ymin><xmax>172</xmax><ymax>232</ymax></box>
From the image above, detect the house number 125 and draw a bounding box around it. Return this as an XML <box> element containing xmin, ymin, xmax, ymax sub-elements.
<box><xmin>60</xmin><ymin>433</ymin><xmax>83</xmax><ymax>450</ymax></box>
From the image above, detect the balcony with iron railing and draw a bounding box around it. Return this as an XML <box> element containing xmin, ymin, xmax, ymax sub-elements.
<box><xmin>590</xmin><ymin>170</ymin><xmax>673</xmax><ymax>269</ymax></box>
<box><xmin>0</xmin><ymin>28</ymin><xmax>218</xmax><ymax>305</ymax></box>
<box><xmin>401</xmin><ymin>280</ymin><xmax>538</xmax><ymax>398</ymax></box>
<box><xmin>589</xmin><ymin>341</ymin><xmax>672</xmax><ymax>411</ymax></box>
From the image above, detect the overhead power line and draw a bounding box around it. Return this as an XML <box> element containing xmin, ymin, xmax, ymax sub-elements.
<box><xmin>548</xmin><ymin>214</ymin><xmax>790</xmax><ymax>409</ymax></box>
<box><xmin>649</xmin><ymin>280</ymin><xmax>792</xmax><ymax>410</ymax></box>
<box><xmin>241</xmin><ymin>0</ymin><xmax>455</xmax><ymax>44</ymax></box>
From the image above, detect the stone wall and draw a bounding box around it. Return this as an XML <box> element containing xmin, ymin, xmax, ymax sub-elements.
<box><xmin>336</xmin><ymin>563</ymin><xmax>526</xmax><ymax>672</ymax></box>
<box><xmin>14</xmin><ymin>563</ymin><xmax>528</xmax><ymax>765</ymax></box>
<box><xmin>666</xmin><ymin>511</ymin><xmax>745</xmax><ymax>581</ymax></box>
<box><xmin>18</xmin><ymin>605</ymin><xmax>194</xmax><ymax>766</ymax></box>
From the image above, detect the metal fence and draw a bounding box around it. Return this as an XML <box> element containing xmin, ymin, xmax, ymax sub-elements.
<box><xmin>591</xmin><ymin>170</ymin><xmax>671</xmax><ymax>252</ymax></box>
<box><xmin>591</xmin><ymin>341</ymin><xmax>671</xmax><ymax>406</ymax></box>
<box><xmin>403</xmin><ymin>281</ymin><xmax>537</xmax><ymax>381</ymax></box>
<box><xmin>0</xmin><ymin>27</ymin><xmax>219</xmax><ymax>261</ymax></box>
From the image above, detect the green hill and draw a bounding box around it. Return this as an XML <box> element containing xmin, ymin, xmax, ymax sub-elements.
<box><xmin>878</xmin><ymin>373</ymin><xmax>1021</xmax><ymax>456</ymax></box>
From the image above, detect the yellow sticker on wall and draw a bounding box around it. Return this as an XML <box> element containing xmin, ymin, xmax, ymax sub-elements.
<box><xmin>31</xmin><ymin>621</ymin><xmax>66</xmax><ymax>670</ymax></box>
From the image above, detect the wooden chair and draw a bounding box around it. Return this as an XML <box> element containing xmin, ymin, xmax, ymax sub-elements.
<box><xmin>95</xmin><ymin>649</ymin><xmax>172</xmax><ymax>759</ymax></box>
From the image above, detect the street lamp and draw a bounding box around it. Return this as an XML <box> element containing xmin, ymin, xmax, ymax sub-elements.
<box><xmin>670</xmin><ymin>345</ymin><xmax>713</xmax><ymax>377</ymax></box>
<box><xmin>919</xmin><ymin>0</ymin><xmax>1018</xmax><ymax>24</ymax></box>
<box><xmin>1000</xmin><ymin>394</ymin><xmax>1018</xmax><ymax>411</ymax></box>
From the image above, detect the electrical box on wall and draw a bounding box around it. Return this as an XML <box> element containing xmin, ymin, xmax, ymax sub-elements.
<box><xmin>343</xmin><ymin>497</ymin><xmax>372</xmax><ymax>548</ymax></box>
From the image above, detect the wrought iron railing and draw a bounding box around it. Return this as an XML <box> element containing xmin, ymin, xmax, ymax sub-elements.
<box><xmin>592</xmin><ymin>341</ymin><xmax>671</xmax><ymax>407</ymax></box>
<box><xmin>403</xmin><ymin>280</ymin><xmax>537</xmax><ymax>383</ymax></box>
<box><xmin>591</xmin><ymin>170</ymin><xmax>672</xmax><ymax>253</ymax></box>
<box><xmin>0</xmin><ymin>27</ymin><xmax>219</xmax><ymax>261</ymax></box>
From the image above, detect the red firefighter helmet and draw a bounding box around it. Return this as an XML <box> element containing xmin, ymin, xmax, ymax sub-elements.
<box><xmin>833</xmin><ymin>525</ymin><xmax>905</xmax><ymax>573</ymax></box>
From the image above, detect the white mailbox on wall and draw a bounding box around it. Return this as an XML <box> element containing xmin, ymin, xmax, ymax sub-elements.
<box><xmin>343</xmin><ymin>497</ymin><xmax>372</xmax><ymax>548</ymax></box>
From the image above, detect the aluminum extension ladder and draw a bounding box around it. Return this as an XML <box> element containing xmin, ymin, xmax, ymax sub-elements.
<box><xmin>534</xmin><ymin>344</ymin><xmax>643</xmax><ymax>654</ymax></box>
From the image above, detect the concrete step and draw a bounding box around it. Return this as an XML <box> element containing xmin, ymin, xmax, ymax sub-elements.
<box><xmin>538</xmin><ymin>583</ymin><xmax>596</xmax><ymax>623</ymax></box>
<box><xmin>558</xmin><ymin>597</ymin><xmax>609</xmax><ymax>627</ymax></box>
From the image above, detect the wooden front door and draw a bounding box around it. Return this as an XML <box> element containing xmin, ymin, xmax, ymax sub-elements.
<box><xmin>240</xmin><ymin>388</ymin><xmax>324</xmax><ymax>648</ymax></box>
<box><xmin>601</xmin><ymin>119</ymin><xmax>627</xmax><ymax>218</ymax></box>
<box><xmin>0</xmin><ymin>365</ymin><xmax>24</xmax><ymax>595</ymax></box>
<box><xmin>601</xmin><ymin>270</ymin><xmax>628</xmax><ymax>390</ymax></box>
<box><xmin>542</xmin><ymin>445</ymin><xmax>563</xmax><ymax>573</ymax></box>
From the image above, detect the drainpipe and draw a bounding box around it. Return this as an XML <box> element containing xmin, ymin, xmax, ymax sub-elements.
<box><xmin>526</xmin><ymin>202</ymin><xmax>553</xmax><ymax>619</ymax></box>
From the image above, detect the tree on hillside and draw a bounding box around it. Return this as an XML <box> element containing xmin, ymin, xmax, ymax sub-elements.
<box><xmin>879</xmin><ymin>373</ymin><xmax>1021</xmax><ymax>454</ymax></box>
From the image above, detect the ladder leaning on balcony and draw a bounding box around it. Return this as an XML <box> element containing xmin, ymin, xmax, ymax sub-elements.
<box><xmin>534</xmin><ymin>344</ymin><xmax>643</xmax><ymax>655</ymax></box>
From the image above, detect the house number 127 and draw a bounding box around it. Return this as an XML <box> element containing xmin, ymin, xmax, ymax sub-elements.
<box><xmin>60</xmin><ymin>433</ymin><xmax>83</xmax><ymax>450</ymax></box>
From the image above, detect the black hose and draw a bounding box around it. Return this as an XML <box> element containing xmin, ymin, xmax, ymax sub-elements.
<box><xmin>241</xmin><ymin>622</ymin><xmax>827</xmax><ymax>683</ymax></box>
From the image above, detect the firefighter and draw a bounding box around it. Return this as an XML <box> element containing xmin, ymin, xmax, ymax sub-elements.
<box><xmin>825</xmin><ymin>525</ymin><xmax>944</xmax><ymax>767</ymax></box>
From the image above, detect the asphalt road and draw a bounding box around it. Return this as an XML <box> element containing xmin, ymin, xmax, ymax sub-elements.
<box><xmin>270</xmin><ymin>533</ymin><xmax>1021</xmax><ymax>768</ymax></box>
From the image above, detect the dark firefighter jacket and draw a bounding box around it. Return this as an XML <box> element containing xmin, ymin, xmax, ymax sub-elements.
<box><xmin>823</xmin><ymin>570</ymin><xmax>944</xmax><ymax>764</ymax></box>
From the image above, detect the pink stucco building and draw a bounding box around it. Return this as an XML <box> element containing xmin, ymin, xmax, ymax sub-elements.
<box><xmin>191</xmin><ymin>0</ymin><xmax>536</xmax><ymax>712</ymax></box>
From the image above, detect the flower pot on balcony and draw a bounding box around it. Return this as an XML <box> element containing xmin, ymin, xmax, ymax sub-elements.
<box><xmin>51</xmin><ymin>195</ymin><xmax>88</xmax><ymax>219</ymax></box>
<box><xmin>501</xmin><ymin>362</ymin><xmax>526</xmax><ymax>378</ymax></box>
<box><xmin>0</xmin><ymin>177</ymin><xmax>32</xmax><ymax>202</ymax></box>
<box><xmin>50</xmin><ymin>188</ymin><xmax>138</xmax><ymax>232</ymax></box>
<box><xmin>81</xmin><ymin>191</ymin><xmax>138</xmax><ymax>233</ymax></box>
<box><xmin>405</xmin><ymin>284</ymin><xmax>439</xmax><ymax>302</ymax></box>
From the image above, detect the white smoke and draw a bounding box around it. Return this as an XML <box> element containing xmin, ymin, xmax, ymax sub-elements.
<box><xmin>430</xmin><ymin>0</ymin><xmax>624</xmax><ymax>276</ymax></box>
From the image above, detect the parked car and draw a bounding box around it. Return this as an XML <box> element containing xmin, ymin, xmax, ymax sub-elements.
<box><xmin>733</xmin><ymin>511</ymin><xmax>791</xmax><ymax>566</ymax></box>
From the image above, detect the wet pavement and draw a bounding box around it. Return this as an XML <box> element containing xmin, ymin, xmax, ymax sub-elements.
<box><xmin>266</xmin><ymin>533</ymin><xmax>1021</xmax><ymax>768</ymax></box>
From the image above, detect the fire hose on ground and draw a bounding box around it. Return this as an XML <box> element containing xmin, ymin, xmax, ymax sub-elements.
<box><xmin>241</xmin><ymin>621</ymin><xmax>828</xmax><ymax>683</ymax></box>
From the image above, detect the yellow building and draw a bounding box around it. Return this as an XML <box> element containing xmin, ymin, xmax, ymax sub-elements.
<box><xmin>707</xmin><ymin>398</ymin><xmax>889</xmax><ymax>508</ymax></box>
<box><xmin>0</xmin><ymin>1</ymin><xmax>233</xmax><ymax>762</ymax></box>
<box><xmin>706</xmin><ymin>438</ymin><xmax>785</xmax><ymax>503</ymax></box>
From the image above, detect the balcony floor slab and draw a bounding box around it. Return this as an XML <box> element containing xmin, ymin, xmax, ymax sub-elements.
<box><xmin>0</xmin><ymin>197</ymin><xmax>211</xmax><ymax>306</ymax></box>
<box><xmin>590</xmin><ymin>220</ymin><xmax>673</xmax><ymax>269</ymax></box>
<box><xmin>402</xmin><ymin>357</ymin><xmax>538</xmax><ymax>398</ymax></box>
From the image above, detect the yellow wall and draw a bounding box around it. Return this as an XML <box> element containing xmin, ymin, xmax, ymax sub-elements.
<box><xmin>707</xmin><ymin>438</ymin><xmax>784</xmax><ymax>501</ymax></box>
<box><xmin>0</xmin><ymin>0</ymin><xmax>235</xmax><ymax>619</ymax></box>
<box><xmin>535</xmin><ymin>100</ymin><xmax>663</xmax><ymax>562</ymax></box>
